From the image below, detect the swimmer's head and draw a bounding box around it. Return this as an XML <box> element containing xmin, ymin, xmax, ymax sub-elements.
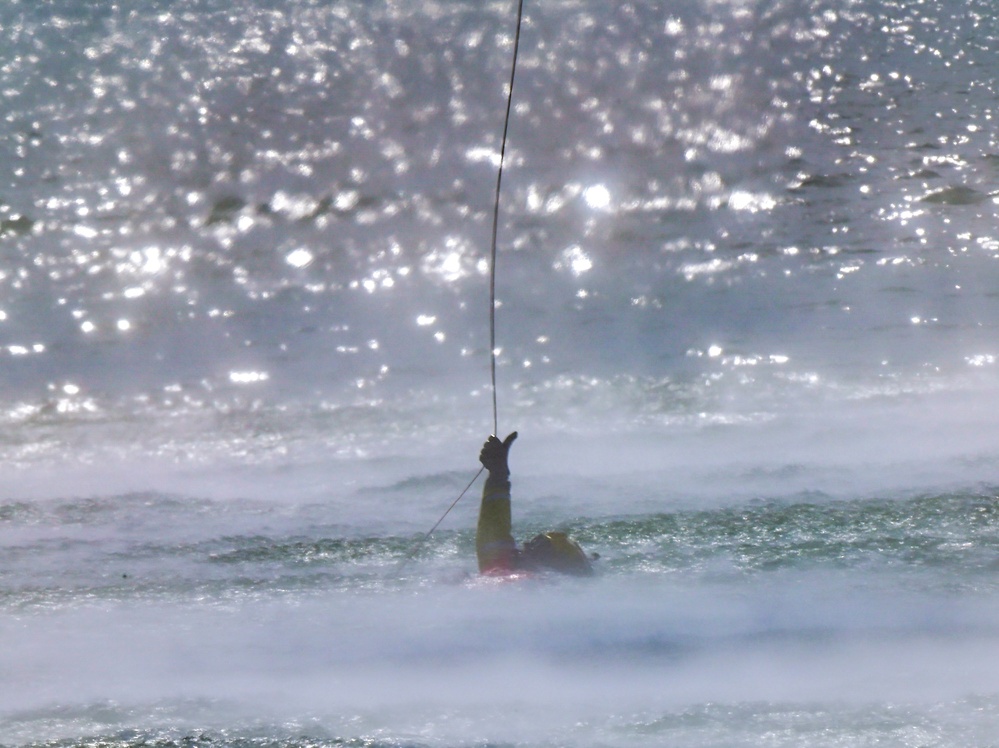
<box><xmin>521</xmin><ymin>531</ymin><xmax>594</xmax><ymax>576</ymax></box>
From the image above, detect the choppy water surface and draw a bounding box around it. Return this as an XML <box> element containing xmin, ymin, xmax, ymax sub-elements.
<box><xmin>4</xmin><ymin>0</ymin><xmax>999</xmax><ymax>746</ymax></box>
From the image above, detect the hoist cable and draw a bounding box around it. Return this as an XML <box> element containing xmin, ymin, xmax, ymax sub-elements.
<box><xmin>396</xmin><ymin>0</ymin><xmax>525</xmax><ymax>575</ymax></box>
<box><xmin>489</xmin><ymin>0</ymin><xmax>525</xmax><ymax>437</ymax></box>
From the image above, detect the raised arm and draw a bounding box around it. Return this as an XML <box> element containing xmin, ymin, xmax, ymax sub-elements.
<box><xmin>475</xmin><ymin>432</ymin><xmax>518</xmax><ymax>574</ymax></box>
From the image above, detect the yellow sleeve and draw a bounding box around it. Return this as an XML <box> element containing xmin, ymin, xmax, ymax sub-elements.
<box><xmin>476</xmin><ymin>477</ymin><xmax>517</xmax><ymax>573</ymax></box>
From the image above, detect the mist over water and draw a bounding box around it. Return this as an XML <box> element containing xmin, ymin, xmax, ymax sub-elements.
<box><xmin>4</xmin><ymin>0</ymin><xmax>999</xmax><ymax>746</ymax></box>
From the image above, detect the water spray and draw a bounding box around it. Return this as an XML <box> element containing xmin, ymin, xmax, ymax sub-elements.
<box><xmin>395</xmin><ymin>0</ymin><xmax>526</xmax><ymax>574</ymax></box>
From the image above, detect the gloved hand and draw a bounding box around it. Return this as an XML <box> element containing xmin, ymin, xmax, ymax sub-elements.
<box><xmin>479</xmin><ymin>431</ymin><xmax>518</xmax><ymax>479</ymax></box>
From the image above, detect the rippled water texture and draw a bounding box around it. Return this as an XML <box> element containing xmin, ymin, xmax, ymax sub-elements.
<box><xmin>1</xmin><ymin>0</ymin><xmax>998</xmax><ymax>426</ymax></box>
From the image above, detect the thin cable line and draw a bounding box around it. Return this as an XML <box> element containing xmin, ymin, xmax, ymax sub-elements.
<box><xmin>395</xmin><ymin>467</ymin><xmax>484</xmax><ymax>574</ymax></box>
<box><xmin>396</xmin><ymin>0</ymin><xmax>525</xmax><ymax>575</ymax></box>
<box><xmin>489</xmin><ymin>0</ymin><xmax>525</xmax><ymax>437</ymax></box>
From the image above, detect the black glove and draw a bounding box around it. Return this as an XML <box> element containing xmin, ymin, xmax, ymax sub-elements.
<box><xmin>479</xmin><ymin>431</ymin><xmax>518</xmax><ymax>479</ymax></box>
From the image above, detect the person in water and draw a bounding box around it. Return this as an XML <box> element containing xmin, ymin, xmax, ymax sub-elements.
<box><xmin>476</xmin><ymin>432</ymin><xmax>594</xmax><ymax>576</ymax></box>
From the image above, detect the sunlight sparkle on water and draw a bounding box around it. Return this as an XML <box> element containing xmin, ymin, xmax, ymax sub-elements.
<box><xmin>334</xmin><ymin>190</ymin><xmax>360</xmax><ymax>211</ymax></box>
<box><xmin>583</xmin><ymin>184</ymin><xmax>612</xmax><ymax>211</ymax></box>
<box><xmin>127</xmin><ymin>247</ymin><xmax>166</xmax><ymax>275</ymax></box>
<box><xmin>728</xmin><ymin>191</ymin><xmax>777</xmax><ymax>212</ymax></box>
<box><xmin>6</xmin><ymin>343</ymin><xmax>45</xmax><ymax>356</ymax></box>
<box><xmin>465</xmin><ymin>146</ymin><xmax>500</xmax><ymax>167</ymax></box>
<box><xmin>422</xmin><ymin>237</ymin><xmax>475</xmax><ymax>283</ymax></box>
<box><xmin>73</xmin><ymin>225</ymin><xmax>98</xmax><ymax>239</ymax></box>
<box><xmin>555</xmin><ymin>245</ymin><xmax>593</xmax><ymax>277</ymax></box>
<box><xmin>967</xmin><ymin>355</ymin><xmax>996</xmax><ymax>367</ymax></box>
<box><xmin>286</xmin><ymin>248</ymin><xmax>314</xmax><ymax>268</ymax></box>
<box><xmin>229</xmin><ymin>370</ymin><xmax>270</xmax><ymax>384</ymax></box>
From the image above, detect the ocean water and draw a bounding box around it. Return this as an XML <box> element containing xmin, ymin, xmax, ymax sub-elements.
<box><xmin>4</xmin><ymin>0</ymin><xmax>999</xmax><ymax>745</ymax></box>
